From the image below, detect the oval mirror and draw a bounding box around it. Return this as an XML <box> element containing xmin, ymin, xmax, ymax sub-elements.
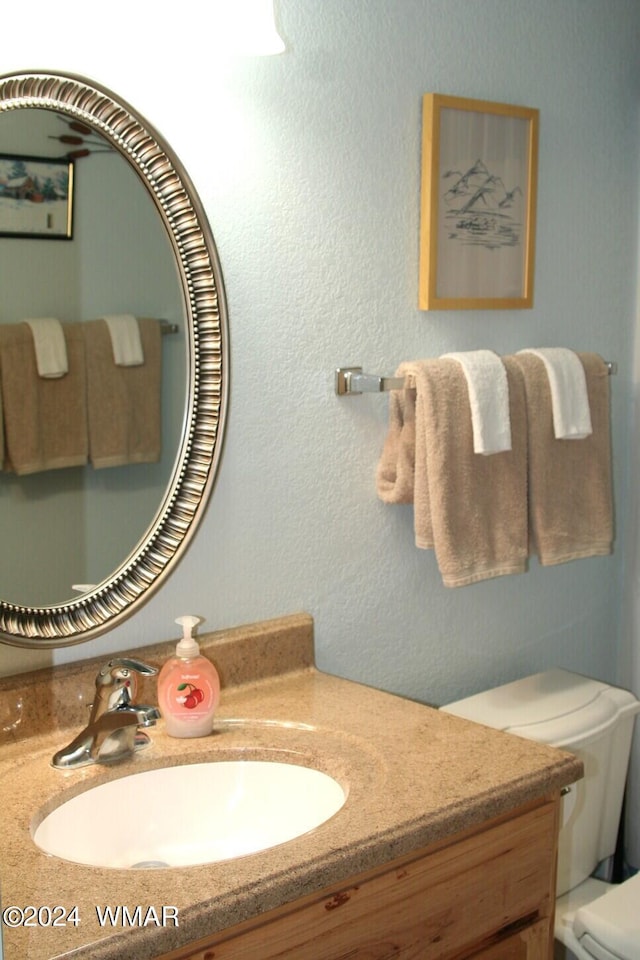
<box><xmin>0</xmin><ymin>72</ymin><xmax>228</xmax><ymax>648</ymax></box>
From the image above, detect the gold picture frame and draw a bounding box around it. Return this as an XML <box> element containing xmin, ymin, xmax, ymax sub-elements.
<box><xmin>419</xmin><ymin>94</ymin><xmax>539</xmax><ymax>310</ymax></box>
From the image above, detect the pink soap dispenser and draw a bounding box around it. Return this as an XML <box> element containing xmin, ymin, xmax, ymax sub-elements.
<box><xmin>157</xmin><ymin>616</ymin><xmax>220</xmax><ymax>738</ymax></box>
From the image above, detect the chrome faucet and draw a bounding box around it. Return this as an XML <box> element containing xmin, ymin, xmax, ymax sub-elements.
<box><xmin>52</xmin><ymin>658</ymin><xmax>161</xmax><ymax>770</ymax></box>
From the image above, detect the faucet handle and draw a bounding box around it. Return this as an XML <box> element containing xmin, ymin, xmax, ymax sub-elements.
<box><xmin>92</xmin><ymin>658</ymin><xmax>159</xmax><ymax>717</ymax></box>
<box><xmin>97</xmin><ymin>658</ymin><xmax>158</xmax><ymax>680</ymax></box>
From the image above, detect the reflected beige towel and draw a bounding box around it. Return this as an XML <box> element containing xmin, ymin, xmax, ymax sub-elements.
<box><xmin>84</xmin><ymin>317</ymin><xmax>161</xmax><ymax>468</ymax></box>
<box><xmin>377</xmin><ymin>358</ymin><xmax>528</xmax><ymax>587</ymax></box>
<box><xmin>511</xmin><ymin>352</ymin><xmax>613</xmax><ymax>565</ymax></box>
<box><xmin>0</xmin><ymin>323</ymin><xmax>87</xmax><ymax>475</ymax></box>
<box><xmin>0</xmin><ymin>369</ymin><xmax>4</xmax><ymax>470</ymax></box>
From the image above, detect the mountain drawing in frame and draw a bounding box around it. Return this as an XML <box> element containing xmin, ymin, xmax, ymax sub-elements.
<box><xmin>419</xmin><ymin>94</ymin><xmax>539</xmax><ymax>310</ymax></box>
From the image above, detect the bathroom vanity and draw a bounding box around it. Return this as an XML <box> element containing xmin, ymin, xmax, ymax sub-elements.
<box><xmin>159</xmin><ymin>799</ymin><xmax>558</xmax><ymax>960</ymax></box>
<box><xmin>0</xmin><ymin>614</ymin><xmax>581</xmax><ymax>960</ymax></box>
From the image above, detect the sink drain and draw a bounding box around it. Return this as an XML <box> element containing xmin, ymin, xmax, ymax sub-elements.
<box><xmin>130</xmin><ymin>860</ymin><xmax>170</xmax><ymax>869</ymax></box>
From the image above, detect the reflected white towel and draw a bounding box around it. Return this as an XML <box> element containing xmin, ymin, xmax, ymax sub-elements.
<box><xmin>103</xmin><ymin>314</ymin><xmax>144</xmax><ymax>366</ymax></box>
<box><xmin>24</xmin><ymin>317</ymin><xmax>68</xmax><ymax>378</ymax></box>
<box><xmin>441</xmin><ymin>350</ymin><xmax>511</xmax><ymax>454</ymax></box>
<box><xmin>517</xmin><ymin>348</ymin><xmax>592</xmax><ymax>439</ymax></box>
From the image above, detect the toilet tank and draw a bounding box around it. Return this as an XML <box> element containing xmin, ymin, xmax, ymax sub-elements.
<box><xmin>442</xmin><ymin>669</ymin><xmax>640</xmax><ymax>897</ymax></box>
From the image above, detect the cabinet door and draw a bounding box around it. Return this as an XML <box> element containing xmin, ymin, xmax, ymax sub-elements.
<box><xmin>157</xmin><ymin>800</ymin><xmax>559</xmax><ymax>960</ymax></box>
<box><xmin>470</xmin><ymin>920</ymin><xmax>551</xmax><ymax>960</ymax></box>
<box><xmin>167</xmin><ymin>919</ymin><xmax>552</xmax><ymax>960</ymax></box>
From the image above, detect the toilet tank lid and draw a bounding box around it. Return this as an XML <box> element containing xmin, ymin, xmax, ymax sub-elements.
<box><xmin>442</xmin><ymin>669</ymin><xmax>640</xmax><ymax>748</ymax></box>
<box><xmin>573</xmin><ymin>872</ymin><xmax>640</xmax><ymax>960</ymax></box>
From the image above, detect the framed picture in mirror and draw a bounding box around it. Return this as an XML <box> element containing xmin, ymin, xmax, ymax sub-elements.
<box><xmin>419</xmin><ymin>94</ymin><xmax>538</xmax><ymax>310</ymax></box>
<box><xmin>0</xmin><ymin>152</ymin><xmax>74</xmax><ymax>239</ymax></box>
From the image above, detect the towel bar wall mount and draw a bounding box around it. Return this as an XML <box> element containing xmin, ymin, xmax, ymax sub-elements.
<box><xmin>335</xmin><ymin>361</ymin><xmax>618</xmax><ymax>396</ymax></box>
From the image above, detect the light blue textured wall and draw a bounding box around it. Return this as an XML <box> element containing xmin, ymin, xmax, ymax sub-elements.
<box><xmin>2</xmin><ymin>1</ymin><xmax>640</xmax><ymax>707</ymax></box>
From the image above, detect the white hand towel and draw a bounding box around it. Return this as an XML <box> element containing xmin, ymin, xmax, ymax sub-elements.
<box><xmin>23</xmin><ymin>317</ymin><xmax>68</xmax><ymax>378</ymax></box>
<box><xmin>441</xmin><ymin>350</ymin><xmax>511</xmax><ymax>454</ymax></box>
<box><xmin>103</xmin><ymin>314</ymin><xmax>144</xmax><ymax>366</ymax></box>
<box><xmin>517</xmin><ymin>348</ymin><xmax>592</xmax><ymax>439</ymax></box>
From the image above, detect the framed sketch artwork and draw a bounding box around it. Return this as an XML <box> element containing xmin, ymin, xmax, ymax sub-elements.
<box><xmin>419</xmin><ymin>94</ymin><xmax>539</xmax><ymax>310</ymax></box>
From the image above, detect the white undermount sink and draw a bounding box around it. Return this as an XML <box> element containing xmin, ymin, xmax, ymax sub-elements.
<box><xmin>32</xmin><ymin>760</ymin><xmax>346</xmax><ymax>869</ymax></box>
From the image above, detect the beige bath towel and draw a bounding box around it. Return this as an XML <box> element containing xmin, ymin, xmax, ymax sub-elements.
<box><xmin>0</xmin><ymin>323</ymin><xmax>87</xmax><ymax>475</ymax></box>
<box><xmin>376</xmin><ymin>374</ymin><xmax>416</xmax><ymax>505</ymax></box>
<box><xmin>377</xmin><ymin>358</ymin><xmax>528</xmax><ymax>587</ymax></box>
<box><xmin>511</xmin><ymin>352</ymin><xmax>613</xmax><ymax>565</ymax></box>
<box><xmin>84</xmin><ymin>317</ymin><xmax>162</xmax><ymax>468</ymax></box>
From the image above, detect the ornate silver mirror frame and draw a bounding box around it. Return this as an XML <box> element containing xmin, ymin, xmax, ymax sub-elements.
<box><xmin>0</xmin><ymin>71</ymin><xmax>228</xmax><ymax>648</ymax></box>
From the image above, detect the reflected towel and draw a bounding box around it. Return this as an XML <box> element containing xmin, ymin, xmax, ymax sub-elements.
<box><xmin>441</xmin><ymin>350</ymin><xmax>511</xmax><ymax>454</ymax></box>
<box><xmin>511</xmin><ymin>351</ymin><xmax>613</xmax><ymax>565</ymax></box>
<box><xmin>0</xmin><ymin>368</ymin><xmax>4</xmax><ymax>470</ymax></box>
<box><xmin>24</xmin><ymin>317</ymin><xmax>68</xmax><ymax>378</ymax></box>
<box><xmin>84</xmin><ymin>317</ymin><xmax>161</xmax><ymax>468</ymax></box>
<box><xmin>377</xmin><ymin>357</ymin><xmax>528</xmax><ymax>587</ymax></box>
<box><xmin>103</xmin><ymin>314</ymin><xmax>144</xmax><ymax>367</ymax></box>
<box><xmin>0</xmin><ymin>323</ymin><xmax>87</xmax><ymax>474</ymax></box>
<box><xmin>517</xmin><ymin>347</ymin><xmax>592</xmax><ymax>439</ymax></box>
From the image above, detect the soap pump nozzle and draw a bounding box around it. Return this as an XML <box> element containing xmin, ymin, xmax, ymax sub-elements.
<box><xmin>175</xmin><ymin>615</ymin><xmax>201</xmax><ymax>658</ymax></box>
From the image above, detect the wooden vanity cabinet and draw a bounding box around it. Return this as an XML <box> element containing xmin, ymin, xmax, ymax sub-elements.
<box><xmin>157</xmin><ymin>795</ymin><xmax>560</xmax><ymax>960</ymax></box>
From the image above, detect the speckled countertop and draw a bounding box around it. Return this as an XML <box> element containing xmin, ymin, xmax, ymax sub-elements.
<box><xmin>0</xmin><ymin>613</ymin><xmax>582</xmax><ymax>960</ymax></box>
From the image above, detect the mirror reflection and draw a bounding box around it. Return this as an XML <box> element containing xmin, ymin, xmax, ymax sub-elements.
<box><xmin>0</xmin><ymin>108</ymin><xmax>187</xmax><ymax>607</ymax></box>
<box><xmin>0</xmin><ymin>71</ymin><xmax>227</xmax><ymax>649</ymax></box>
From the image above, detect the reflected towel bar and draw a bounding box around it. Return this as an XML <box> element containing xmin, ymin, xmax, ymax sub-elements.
<box><xmin>159</xmin><ymin>320</ymin><xmax>179</xmax><ymax>335</ymax></box>
<box><xmin>335</xmin><ymin>361</ymin><xmax>618</xmax><ymax>396</ymax></box>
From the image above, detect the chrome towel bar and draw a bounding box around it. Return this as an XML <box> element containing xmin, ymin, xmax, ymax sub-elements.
<box><xmin>159</xmin><ymin>319</ymin><xmax>179</xmax><ymax>335</ymax></box>
<box><xmin>335</xmin><ymin>361</ymin><xmax>618</xmax><ymax>396</ymax></box>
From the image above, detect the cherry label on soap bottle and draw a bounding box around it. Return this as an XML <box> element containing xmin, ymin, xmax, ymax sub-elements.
<box><xmin>172</xmin><ymin>675</ymin><xmax>216</xmax><ymax>718</ymax></box>
<box><xmin>177</xmin><ymin>682</ymin><xmax>204</xmax><ymax>710</ymax></box>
